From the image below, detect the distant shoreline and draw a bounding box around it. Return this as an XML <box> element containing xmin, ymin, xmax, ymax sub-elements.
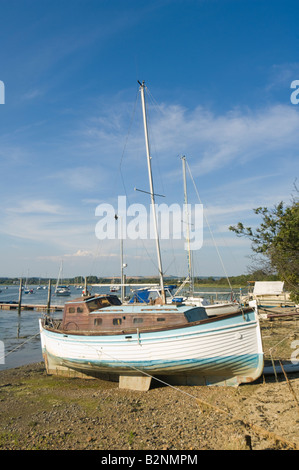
<box><xmin>0</xmin><ymin>274</ymin><xmax>280</xmax><ymax>289</ymax></box>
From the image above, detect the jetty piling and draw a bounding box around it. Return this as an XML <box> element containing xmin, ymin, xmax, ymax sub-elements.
<box><xmin>47</xmin><ymin>279</ymin><xmax>51</xmax><ymax>314</ymax></box>
<box><xmin>18</xmin><ymin>278</ymin><xmax>22</xmax><ymax>316</ymax></box>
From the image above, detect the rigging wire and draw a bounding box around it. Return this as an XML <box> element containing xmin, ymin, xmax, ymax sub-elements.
<box><xmin>144</xmin><ymin>86</ymin><xmax>183</xmax><ymax>278</ymax></box>
<box><xmin>118</xmin><ymin>88</ymin><xmax>139</xmax><ymax>199</ymax></box>
<box><xmin>185</xmin><ymin>159</ymin><xmax>235</xmax><ymax>296</ymax></box>
<box><xmin>87</xmin><ymin>88</ymin><xmax>139</xmax><ymax>280</ymax></box>
<box><xmin>144</xmin><ymin>87</ymin><xmax>166</xmax><ymax>198</ymax></box>
<box><xmin>116</xmin><ymin>85</ymin><xmax>161</xmax><ymax>274</ymax></box>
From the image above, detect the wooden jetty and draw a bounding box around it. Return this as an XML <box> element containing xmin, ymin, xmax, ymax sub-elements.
<box><xmin>0</xmin><ymin>302</ymin><xmax>63</xmax><ymax>312</ymax></box>
<box><xmin>0</xmin><ymin>279</ymin><xmax>63</xmax><ymax>313</ymax></box>
<box><xmin>258</xmin><ymin>306</ymin><xmax>299</xmax><ymax>320</ymax></box>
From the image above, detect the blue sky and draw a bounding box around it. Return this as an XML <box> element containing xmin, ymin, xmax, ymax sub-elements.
<box><xmin>0</xmin><ymin>0</ymin><xmax>298</xmax><ymax>279</ymax></box>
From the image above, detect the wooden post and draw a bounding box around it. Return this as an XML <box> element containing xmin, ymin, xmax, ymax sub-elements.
<box><xmin>84</xmin><ymin>277</ymin><xmax>89</xmax><ymax>296</ymax></box>
<box><xmin>18</xmin><ymin>278</ymin><xmax>23</xmax><ymax>315</ymax></box>
<box><xmin>47</xmin><ymin>279</ymin><xmax>51</xmax><ymax>314</ymax></box>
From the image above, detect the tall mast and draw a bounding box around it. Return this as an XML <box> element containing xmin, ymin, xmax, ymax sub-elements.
<box><xmin>181</xmin><ymin>156</ymin><xmax>193</xmax><ymax>294</ymax></box>
<box><xmin>139</xmin><ymin>81</ymin><xmax>165</xmax><ymax>303</ymax></box>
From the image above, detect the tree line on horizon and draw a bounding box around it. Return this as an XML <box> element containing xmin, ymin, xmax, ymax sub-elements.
<box><xmin>0</xmin><ymin>270</ymin><xmax>280</xmax><ymax>288</ymax></box>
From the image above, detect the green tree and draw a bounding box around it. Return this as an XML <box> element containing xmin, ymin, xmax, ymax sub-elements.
<box><xmin>229</xmin><ymin>199</ymin><xmax>299</xmax><ymax>302</ymax></box>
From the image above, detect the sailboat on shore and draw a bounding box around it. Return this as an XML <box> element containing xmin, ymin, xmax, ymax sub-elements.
<box><xmin>39</xmin><ymin>82</ymin><xmax>264</xmax><ymax>391</ymax></box>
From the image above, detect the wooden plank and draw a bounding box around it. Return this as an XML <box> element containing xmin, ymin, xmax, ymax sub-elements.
<box><xmin>0</xmin><ymin>303</ymin><xmax>63</xmax><ymax>311</ymax></box>
<box><xmin>267</xmin><ymin>312</ymin><xmax>299</xmax><ymax>320</ymax></box>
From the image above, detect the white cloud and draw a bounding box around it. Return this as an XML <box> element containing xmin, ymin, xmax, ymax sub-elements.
<box><xmin>22</xmin><ymin>89</ymin><xmax>44</xmax><ymax>100</ymax></box>
<box><xmin>39</xmin><ymin>249</ymin><xmax>95</xmax><ymax>262</ymax></box>
<box><xmin>147</xmin><ymin>103</ymin><xmax>299</xmax><ymax>176</ymax></box>
<box><xmin>65</xmin><ymin>249</ymin><xmax>94</xmax><ymax>258</ymax></box>
<box><xmin>48</xmin><ymin>166</ymin><xmax>108</xmax><ymax>192</ymax></box>
<box><xmin>80</xmin><ymin>100</ymin><xmax>299</xmax><ymax>187</ymax></box>
<box><xmin>1</xmin><ymin>93</ymin><xmax>297</xmax><ymax>277</ymax></box>
<box><xmin>0</xmin><ymin>198</ymin><xmax>93</xmax><ymax>253</ymax></box>
<box><xmin>6</xmin><ymin>199</ymin><xmax>64</xmax><ymax>215</ymax></box>
<box><xmin>266</xmin><ymin>62</ymin><xmax>299</xmax><ymax>91</ymax></box>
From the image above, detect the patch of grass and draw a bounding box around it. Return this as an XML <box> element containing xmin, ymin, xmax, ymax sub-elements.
<box><xmin>0</xmin><ymin>431</ymin><xmax>20</xmax><ymax>449</ymax></box>
<box><xmin>128</xmin><ymin>430</ymin><xmax>136</xmax><ymax>446</ymax></box>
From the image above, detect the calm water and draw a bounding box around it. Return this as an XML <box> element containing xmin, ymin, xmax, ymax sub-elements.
<box><xmin>0</xmin><ymin>284</ymin><xmax>107</xmax><ymax>371</ymax></box>
<box><xmin>0</xmin><ymin>284</ymin><xmax>238</xmax><ymax>371</ymax></box>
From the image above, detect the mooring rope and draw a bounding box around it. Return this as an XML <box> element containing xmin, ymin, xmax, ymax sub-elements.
<box><xmin>91</xmin><ymin>344</ymin><xmax>299</xmax><ymax>450</ymax></box>
<box><xmin>0</xmin><ymin>331</ymin><xmax>40</xmax><ymax>362</ymax></box>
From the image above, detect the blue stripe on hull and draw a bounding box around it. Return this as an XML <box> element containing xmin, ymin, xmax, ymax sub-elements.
<box><xmin>48</xmin><ymin>351</ymin><xmax>263</xmax><ymax>378</ymax></box>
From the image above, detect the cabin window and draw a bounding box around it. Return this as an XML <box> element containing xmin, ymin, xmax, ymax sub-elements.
<box><xmin>77</xmin><ymin>307</ymin><xmax>84</xmax><ymax>313</ymax></box>
<box><xmin>69</xmin><ymin>307</ymin><xmax>75</xmax><ymax>314</ymax></box>
<box><xmin>133</xmin><ymin>318</ymin><xmax>143</xmax><ymax>324</ymax></box>
<box><xmin>88</xmin><ymin>299</ymin><xmax>103</xmax><ymax>311</ymax></box>
<box><xmin>157</xmin><ymin>317</ymin><xmax>165</xmax><ymax>322</ymax></box>
<box><xmin>87</xmin><ymin>295</ymin><xmax>121</xmax><ymax>312</ymax></box>
<box><xmin>94</xmin><ymin>318</ymin><xmax>102</xmax><ymax>326</ymax></box>
<box><xmin>109</xmin><ymin>296</ymin><xmax>122</xmax><ymax>306</ymax></box>
<box><xmin>113</xmin><ymin>318</ymin><xmax>122</xmax><ymax>325</ymax></box>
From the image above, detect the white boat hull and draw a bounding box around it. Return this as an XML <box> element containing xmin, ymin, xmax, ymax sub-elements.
<box><xmin>39</xmin><ymin>308</ymin><xmax>264</xmax><ymax>388</ymax></box>
<box><xmin>185</xmin><ymin>298</ymin><xmax>240</xmax><ymax>316</ymax></box>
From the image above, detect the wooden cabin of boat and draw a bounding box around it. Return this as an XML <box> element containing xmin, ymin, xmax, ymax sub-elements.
<box><xmin>61</xmin><ymin>294</ymin><xmax>193</xmax><ymax>332</ymax></box>
<box><xmin>47</xmin><ymin>293</ymin><xmax>248</xmax><ymax>334</ymax></box>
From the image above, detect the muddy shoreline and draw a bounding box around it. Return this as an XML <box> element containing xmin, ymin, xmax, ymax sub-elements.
<box><xmin>0</xmin><ymin>359</ymin><xmax>298</xmax><ymax>451</ymax></box>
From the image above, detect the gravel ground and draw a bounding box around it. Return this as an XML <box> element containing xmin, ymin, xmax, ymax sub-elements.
<box><xmin>0</xmin><ymin>361</ymin><xmax>298</xmax><ymax>451</ymax></box>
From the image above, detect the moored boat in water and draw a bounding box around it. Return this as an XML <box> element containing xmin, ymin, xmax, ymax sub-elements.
<box><xmin>54</xmin><ymin>261</ymin><xmax>71</xmax><ymax>296</ymax></box>
<box><xmin>55</xmin><ymin>285</ymin><xmax>71</xmax><ymax>296</ymax></box>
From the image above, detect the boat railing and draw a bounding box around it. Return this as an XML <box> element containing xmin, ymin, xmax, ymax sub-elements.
<box><xmin>43</xmin><ymin>316</ymin><xmax>62</xmax><ymax>330</ymax></box>
<box><xmin>192</xmin><ymin>291</ymin><xmax>238</xmax><ymax>302</ymax></box>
